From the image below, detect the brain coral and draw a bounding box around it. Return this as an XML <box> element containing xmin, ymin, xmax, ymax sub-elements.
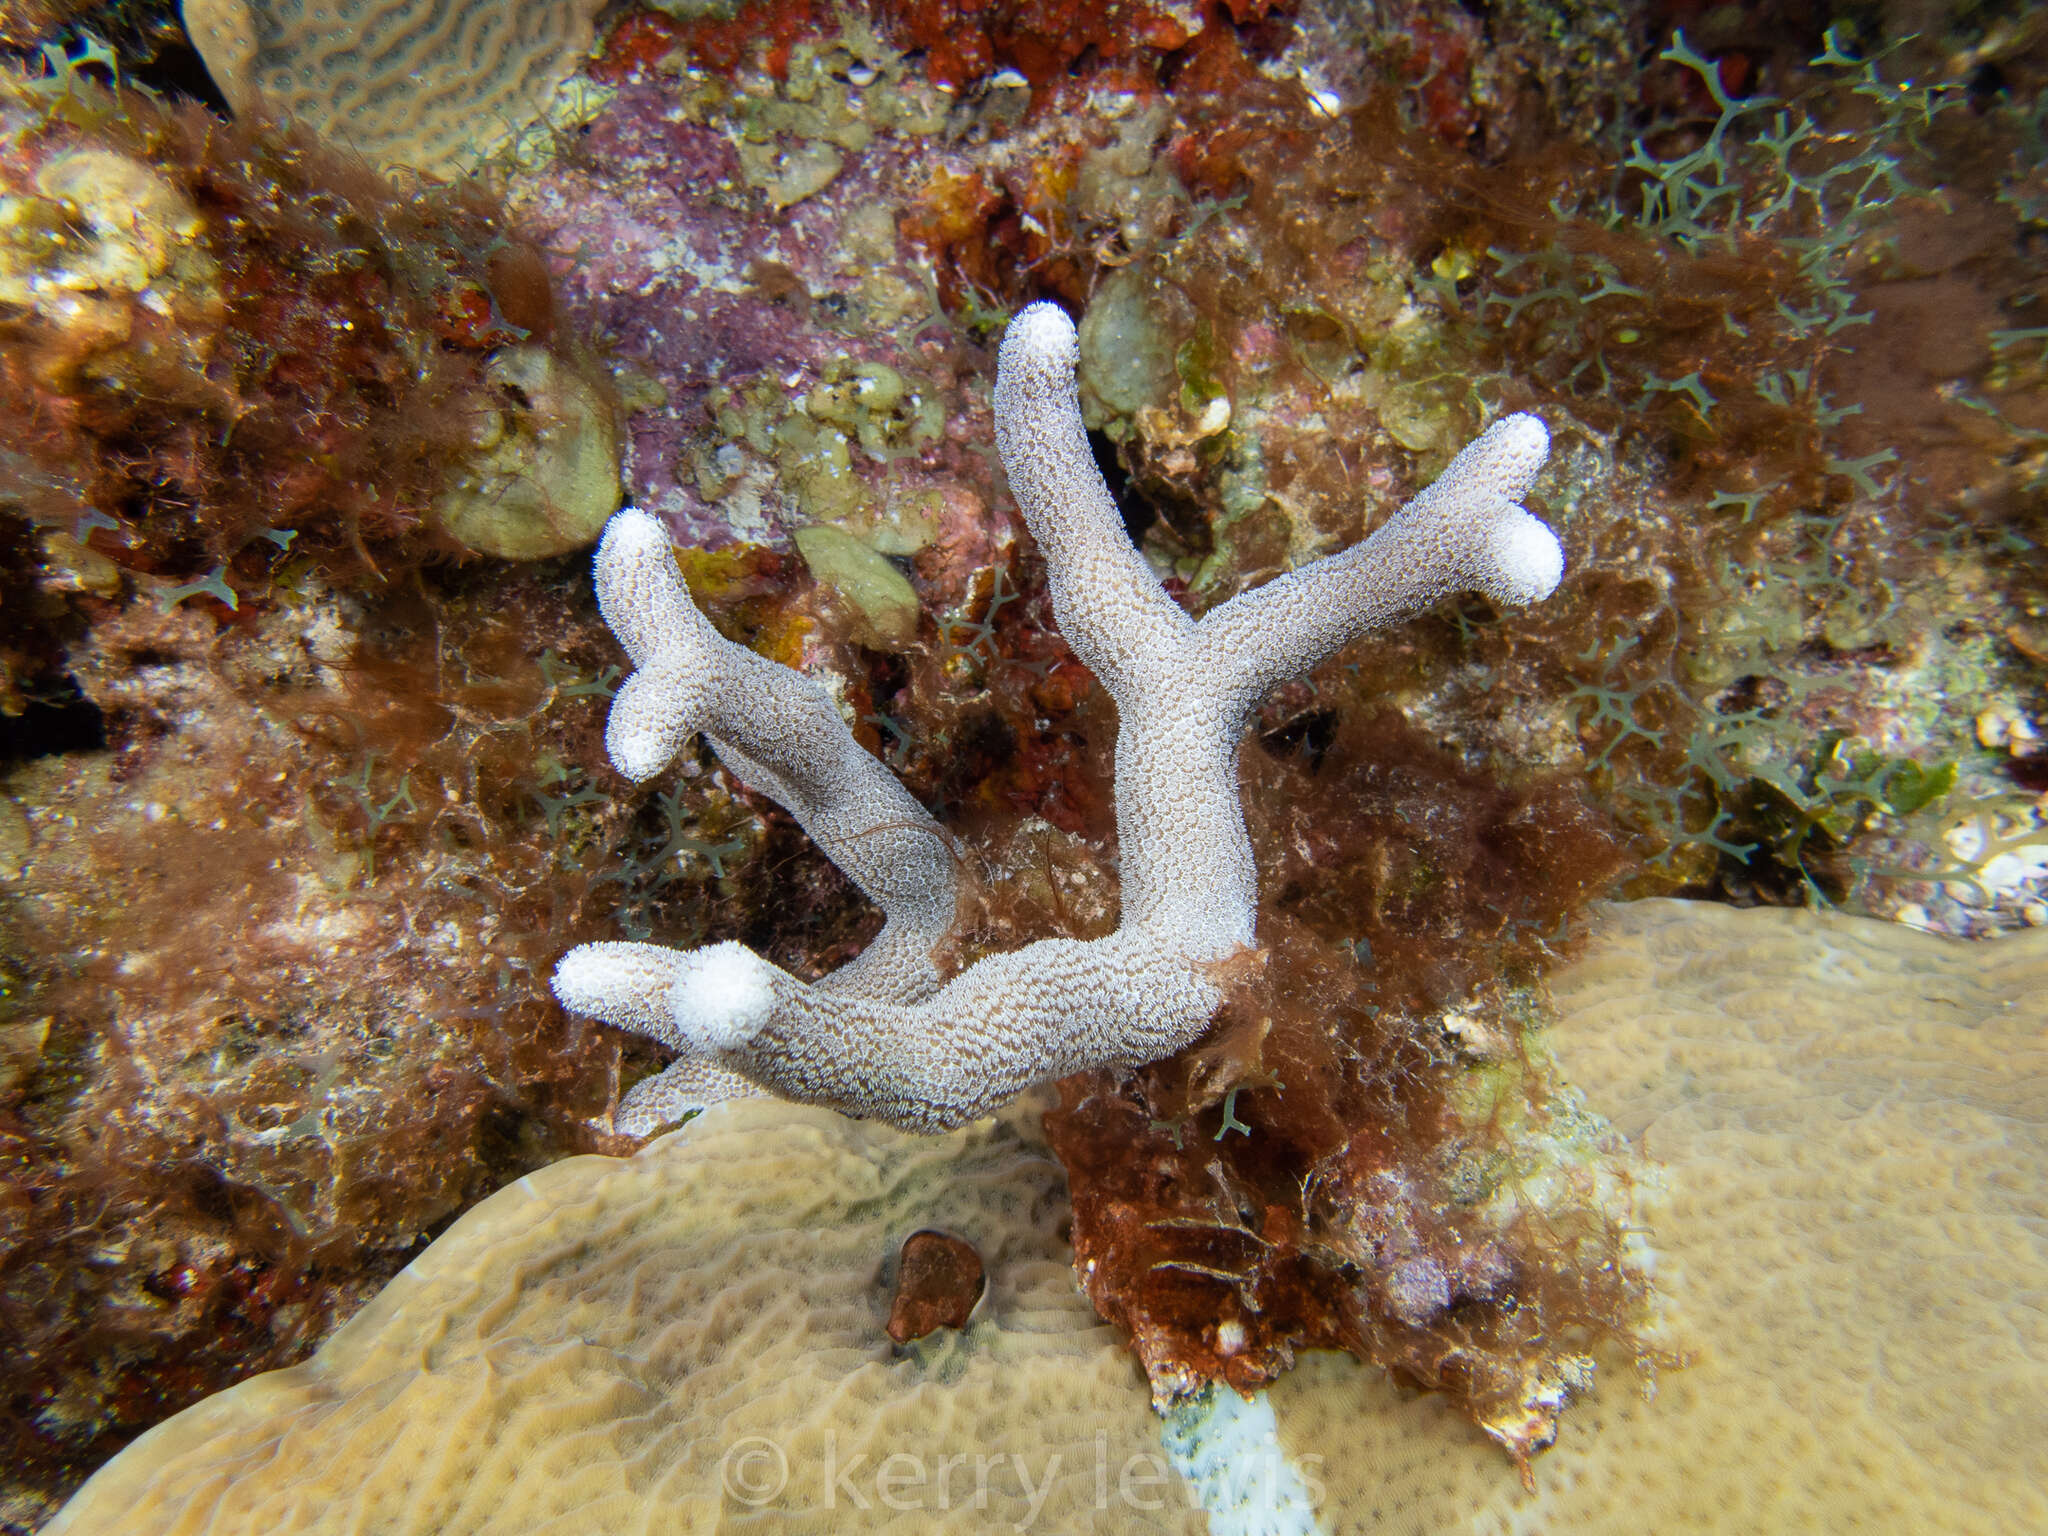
<box><xmin>1270</xmin><ymin>898</ymin><xmax>2048</xmax><ymax>1534</ymax></box>
<box><xmin>45</xmin><ymin>1095</ymin><xmax>1205</xmax><ymax>1535</ymax></box>
<box><xmin>42</xmin><ymin>901</ymin><xmax>2046</xmax><ymax>1533</ymax></box>
<box><xmin>180</xmin><ymin>0</ymin><xmax>606</xmax><ymax>173</ymax></box>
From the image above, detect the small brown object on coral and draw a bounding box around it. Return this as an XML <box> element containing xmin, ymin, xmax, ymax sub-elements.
<box><xmin>885</xmin><ymin>1228</ymin><xmax>986</xmax><ymax>1342</ymax></box>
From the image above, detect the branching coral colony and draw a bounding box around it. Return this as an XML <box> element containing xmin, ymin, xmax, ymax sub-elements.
<box><xmin>554</xmin><ymin>302</ymin><xmax>1560</xmax><ymax>1134</ymax></box>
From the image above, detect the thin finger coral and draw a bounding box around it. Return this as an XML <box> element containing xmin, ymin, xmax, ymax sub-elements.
<box><xmin>552</xmin><ymin>301</ymin><xmax>1560</xmax><ymax>1134</ymax></box>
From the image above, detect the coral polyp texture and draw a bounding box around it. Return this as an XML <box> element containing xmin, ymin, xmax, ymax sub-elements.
<box><xmin>180</xmin><ymin>0</ymin><xmax>609</xmax><ymax>174</ymax></box>
<box><xmin>553</xmin><ymin>302</ymin><xmax>1560</xmax><ymax>1134</ymax></box>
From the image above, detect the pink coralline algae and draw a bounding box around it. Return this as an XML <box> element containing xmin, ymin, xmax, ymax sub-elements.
<box><xmin>511</xmin><ymin>69</ymin><xmax>983</xmax><ymax>556</ymax></box>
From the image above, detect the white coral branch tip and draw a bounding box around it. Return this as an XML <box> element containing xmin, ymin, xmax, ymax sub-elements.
<box><xmin>552</xmin><ymin>941</ymin><xmax>682</xmax><ymax>1042</ymax></box>
<box><xmin>1488</xmin><ymin>498</ymin><xmax>1565</xmax><ymax>606</ymax></box>
<box><xmin>1469</xmin><ymin>413</ymin><xmax>1559</xmax><ymax>602</ymax></box>
<box><xmin>668</xmin><ymin>941</ymin><xmax>780</xmax><ymax>1052</ymax></box>
<box><xmin>594</xmin><ymin>509</ymin><xmax>718</xmax><ymax>782</ymax></box>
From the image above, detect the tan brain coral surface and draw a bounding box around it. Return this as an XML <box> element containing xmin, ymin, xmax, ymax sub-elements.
<box><xmin>1270</xmin><ymin>898</ymin><xmax>2048</xmax><ymax>1534</ymax></box>
<box><xmin>44</xmin><ymin>900</ymin><xmax>2048</xmax><ymax>1534</ymax></box>
<box><xmin>47</xmin><ymin>1096</ymin><xmax>1203</xmax><ymax>1535</ymax></box>
<box><xmin>179</xmin><ymin>0</ymin><xmax>605</xmax><ymax>174</ymax></box>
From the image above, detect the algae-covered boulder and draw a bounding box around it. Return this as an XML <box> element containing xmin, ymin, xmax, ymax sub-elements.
<box><xmin>792</xmin><ymin>523</ymin><xmax>921</xmax><ymax>648</ymax></box>
<box><xmin>1077</xmin><ymin>266</ymin><xmax>1196</xmax><ymax>425</ymax></box>
<box><xmin>432</xmin><ymin>345</ymin><xmax>622</xmax><ymax>562</ymax></box>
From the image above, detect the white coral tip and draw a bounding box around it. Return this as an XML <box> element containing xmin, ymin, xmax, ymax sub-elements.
<box><xmin>1468</xmin><ymin>412</ymin><xmax>1550</xmax><ymax>500</ymax></box>
<box><xmin>551</xmin><ymin>943</ymin><xmax>618</xmax><ymax>1017</ymax></box>
<box><xmin>594</xmin><ymin>507</ymin><xmax>692</xmax><ymax>670</ymax></box>
<box><xmin>605</xmin><ymin>666</ymin><xmax>685</xmax><ymax>782</ymax></box>
<box><xmin>1488</xmin><ymin>507</ymin><xmax>1566</xmax><ymax>605</ymax></box>
<box><xmin>597</xmin><ymin>505</ymin><xmax>669</xmax><ymax>569</ymax></box>
<box><xmin>1493</xmin><ymin>410</ymin><xmax>1550</xmax><ymax>469</ymax></box>
<box><xmin>669</xmin><ymin>942</ymin><xmax>780</xmax><ymax>1051</ymax></box>
<box><xmin>1001</xmin><ymin>300</ymin><xmax>1079</xmax><ymax>370</ymax></box>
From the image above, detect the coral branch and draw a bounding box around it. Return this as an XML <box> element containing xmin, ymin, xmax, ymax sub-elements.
<box><xmin>1200</xmin><ymin>414</ymin><xmax>1558</xmax><ymax>704</ymax></box>
<box><xmin>553</xmin><ymin>302</ymin><xmax>1561</xmax><ymax>1133</ymax></box>
<box><xmin>991</xmin><ymin>302</ymin><xmax>1195</xmax><ymax>693</ymax></box>
<box><xmin>559</xmin><ymin>511</ymin><xmax>958</xmax><ymax>1130</ymax></box>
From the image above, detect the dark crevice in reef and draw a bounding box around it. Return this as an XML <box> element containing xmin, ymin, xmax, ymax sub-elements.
<box><xmin>0</xmin><ymin>677</ymin><xmax>106</xmax><ymax>765</ymax></box>
<box><xmin>2</xmin><ymin>2</ymin><xmax>231</xmax><ymax>115</ymax></box>
<box><xmin>1089</xmin><ymin>428</ymin><xmax>1153</xmax><ymax>544</ymax></box>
